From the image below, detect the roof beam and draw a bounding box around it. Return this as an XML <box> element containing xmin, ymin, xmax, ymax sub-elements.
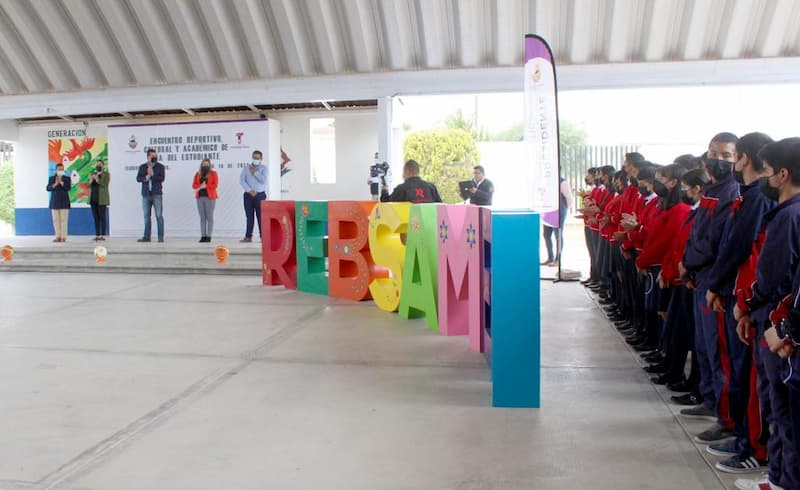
<box><xmin>0</xmin><ymin>0</ymin><xmax>77</xmax><ymax>91</ymax></box>
<box><xmin>0</xmin><ymin>5</ymin><xmax>49</xmax><ymax>92</ymax></box>
<box><xmin>266</xmin><ymin>0</ymin><xmax>314</xmax><ymax>76</ymax></box>
<box><xmin>339</xmin><ymin>0</ymin><xmax>380</xmax><ymax>72</ymax></box>
<box><xmin>198</xmin><ymin>0</ymin><xmax>250</xmax><ymax>80</ymax></box>
<box><xmin>6</xmin><ymin>58</ymin><xmax>800</xmax><ymax>120</ymax></box>
<box><xmin>375</xmin><ymin>0</ymin><xmax>412</xmax><ymax>70</ymax></box>
<box><xmin>161</xmin><ymin>0</ymin><xmax>220</xmax><ymax>81</ymax></box>
<box><xmin>127</xmin><ymin>0</ymin><xmax>192</xmax><ymax>83</ymax></box>
<box><xmin>757</xmin><ymin>0</ymin><xmax>797</xmax><ymax>57</ymax></box>
<box><xmin>60</xmin><ymin>0</ymin><xmax>132</xmax><ymax>87</ymax></box>
<box><xmin>306</xmin><ymin>0</ymin><xmax>347</xmax><ymax>74</ymax></box>
<box><xmin>96</xmin><ymin>0</ymin><xmax>161</xmax><ymax>84</ymax></box>
<box><xmin>27</xmin><ymin>0</ymin><xmax>104</xmax><ymax>89</ymax></box>
<box><xmin>232</xmin><ymin>0</ymin><xmax>281</xmax><ymax>78</ymax></box>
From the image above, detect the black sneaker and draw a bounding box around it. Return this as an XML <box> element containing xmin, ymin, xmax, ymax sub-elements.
<box><xmin>158</xmin><ymin>238</ymin><xmax>164</xmax><ymax>243</ymax></box>
<box><xmin>715</xmin><ymin>454</ymin><xmax>768</xmax><ymax>474</ymax></box>
<box><xmin>671</xmin><ymin>393</ymin><xmax>702</xmax><ymax>406</ymax></box>
<box><xmin>707</xmin><ymin>439</ymin><xmax>738</xmax><ymax>457</ymax></box>
<box><xmin>644</xmin><ymin>363</ymin><xmax>668</xmax><ymax>374</ymax></box>
<box><xmin>681</xmin><ymin>405</ymin><xmax>717</xmax><ymax>420</ymax></box>
<box><xmin>650</xmin><ymin>374</ymin><xmax>676</xmax><ymax>385</ymax></box>
<box><xmin>666</xmin><ymin>380</ymin><xmax>691</xmax><ymax>392</ymax></box>
<box><xmin>137</xmin><ymin>237</ymin><xmax>151</xmax><ymax>242</ymax></box>
<box><xmin>694</xmin><ymin>423</ymin><xmax>734</xmax><ymax>444</ymax></box>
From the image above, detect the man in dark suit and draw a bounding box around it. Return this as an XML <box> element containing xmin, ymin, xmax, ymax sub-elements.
<box><xmin>135</xmin><ymin>148</ymin><xmax>166</xmax><ymax>242</ymax></box>
<box><xmin>466</xmin><ymin>165</ymin><xmax>494</xmax><ymax>205</ymax></box>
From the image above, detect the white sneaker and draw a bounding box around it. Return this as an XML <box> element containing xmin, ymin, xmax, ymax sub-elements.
<box><xmin>734</xmin><ymin>476</ymin><xmax>783</xmax><ymax>490</ymax></box>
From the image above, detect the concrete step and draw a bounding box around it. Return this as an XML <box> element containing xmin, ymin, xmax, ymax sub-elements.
<box><xmin>0</xmin><ymin>236</ymin><xmax>263</xmax><ymax>276</ymax></box>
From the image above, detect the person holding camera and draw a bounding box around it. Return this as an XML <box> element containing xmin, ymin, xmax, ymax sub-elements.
<box><xmin>47</xmin><ymin>162</ymin><xmax>71</xmax><ymax>242</ymax></box>
<box><xmin>368</xmin><ymin>152</ymin><xmax>391</xmax><ymax>201</ymax></box>
<box><xmin>88</xmin><ymin>158</ymin><xmax>110</xmax><ymax>241</ymax></box>
<box><xmin>192</xmin><ymin>158</ymin><xmax>218</xmax><ymax>243</ymax></box>
<box><xmin>136</xmin><ymin>148</ymin><xmax>166</xmax><ymax>242</ymax></box>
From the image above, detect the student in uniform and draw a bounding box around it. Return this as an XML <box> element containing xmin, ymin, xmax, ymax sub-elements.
<box><xmin>662</xmin><ymin>168</ymin><xmax>710</xmax><ymax>402</ymax></box>
<box><xmin>592</xmin><ymin>166</ymin><xmax>619</xmax><ymax>299</ymax></box>
<box><xmin>680</xmin><ymin>133</ymin><xmax>741</xmax><ymax>444</ymax></box>
<box><xmin>584</xmin><ymin>167</ymin><xmax>613</xmax><ymax>290</ymax></box>
<box><xmin>733</xmin><ymin>138</ymin><xmax>800</xmax><ymax>490</ymax></box>
<box><xmin>702</xmin><ymin>133</ymin><xmax>775</xmax><ymax>474</ymax></box>
<box><xmin>598</xmin><ymin>171</ymin><xmax>626</xmax><ymax>312</ymax></box>
<box><xmin>620</xmin><ymin>164</ymin><xmax>662</xmax><ymax>349</ymax></box>
<box><xmin>579</xmin><ymin>168</ymin><xmax>599</xmax><ymax>283</ymax></box>
<box><xmin>635</xmin><ymin>164</ymin><xmax>690</xmax><ymax>355</ymax></box>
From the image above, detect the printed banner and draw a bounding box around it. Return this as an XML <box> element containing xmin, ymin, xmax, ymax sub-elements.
<box><xmin>108</xmin><ymin>119</ymin><xmax>273</xmax><ymax>237</ymax></box>
<box><xmin>47</xmin><ymin>135</ymin><xmax>108</xmax><ymax>204</ymax></box>
<box><xmin>524</xmin><ymin>34</ymin><xmax>560</xmax><ymax>228</ymax></box>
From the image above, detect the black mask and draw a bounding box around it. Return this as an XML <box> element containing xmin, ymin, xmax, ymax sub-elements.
<box><xmin>760</xmin><ymin>176</ymin><xmax>780</xmax><ymax>202</ymax></box>
<box><xmin>653</xmin><ymin>181</ymin><xmax>668</xmax><ymax>198</ymax></box>
<box><xmin>96</xmin><ymin>165</ymin><xmax>103</xmax><ymax>172</ymax></box>
<box><xmin>615</xmin><ymin>185</ymin><xmax>624</xmax><ymax>194</ymax></box>
<box><xmin>594</xmin><ymin>178</ymin><xmax>603</xmax><ymax>186</ymax></box>
<box><xmin>150</xmin><ymin>156</ymin><xmax>157</xmax><ymax>164</ymax></box>
<box><xmin>638</xmin><ymin>185</ymin><xmax>649</xmax><ymax>196</ymax></box>
<box><xmin>630</xmin><ymin>178</ymin><xmax>639</xmax><ymax>187</ymax></box>
<box><xmin>733</xmin><ymin>170</ymin><xmax>745</xmax><ymax>185</ymax></box>
<box><xmin>584</xmin><ymin>178</ymin><xmax>592</xmax><ymax>186</ymax></box>
<box><xmin>706</xmin><ymin>158</ymin><xmax>733</xmax><ymax>181</ymax></box>
<box><xmin>681</xmin><ymin>193</ymin><xmax>694</xmax><ymax>205</ymax></box>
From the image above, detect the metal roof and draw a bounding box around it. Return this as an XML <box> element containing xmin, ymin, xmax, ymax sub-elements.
<box><xmin>1</xmin><ymin>0</ymin><xmax>800</xmax><ymax>119</ymax></box>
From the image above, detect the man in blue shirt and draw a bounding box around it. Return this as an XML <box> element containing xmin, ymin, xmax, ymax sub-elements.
<box><xmin>239</xmin><ymin>150</ymin><xmax>268</xmax><ymax>242</ymax></box>
<box><xmin>135</xmin><ymin>148</ymin><xmax>166</xmax><ymax>242</ymax></box>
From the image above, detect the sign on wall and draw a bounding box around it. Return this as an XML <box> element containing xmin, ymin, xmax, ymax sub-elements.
<box><xmin>108</xmin><ymin>119</ymin><xmax>273</xmax><ymax>237</ymax></box>
<box><xmin>47</xmin><ymin>128</ymin><xmax>108</xmax><ymax>205</ymax></box>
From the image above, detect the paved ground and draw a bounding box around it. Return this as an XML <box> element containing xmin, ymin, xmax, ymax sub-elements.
<box><xmin>0</xmin><ymin>268</ymin><xmax>749</xmax><ymax>490</ymax></box>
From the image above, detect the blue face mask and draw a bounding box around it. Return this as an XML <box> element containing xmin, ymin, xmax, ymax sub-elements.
<box><xmin>251</xmin><ymin>160</ymin><xmax>261</xmax><ymax>167</ymax></box>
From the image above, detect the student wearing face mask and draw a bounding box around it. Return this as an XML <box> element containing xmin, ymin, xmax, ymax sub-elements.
<box><xmin>586</xmin><ymin>166</ymin><xmax>616</xmax><ymax>297</ymax></box>
<box><xmin>619</xmin><ymin>164</ymin><xmax>662</xmax><ymax>349</ymax></box>
<box><xmin>88</xmin><ymin>158</ymin><xmax>110</xmax><ymax>241</ymax></box>
<box><xmin>679</xmin><ymin>133</ymin><xmax>741</xmax><ymax>444</ymax></box>
<box><xmin>597</xmin><ymin>171</ymin><xmax>626</xmax><ymax>311</ymax></box>
<box><xmin>733</xmin><ymin>138</ymin><xmax>800</xmax><ymax>490</ymax></box>
<box><xmin>662</xmin><ymin>169</ymin><xmax>710</xmax><ymax>405</ymax></box>
<box><xmin>47</xmin><ymin>163</ymin><xmax>71</xmax><ymax>243</ymax></box>
<box><xmin>634</xmin><ymin>164</ymin><xmax>689</xmax><ymax>357</ymax></box>
<box><xmin>700</xmin><ymin>133</ymin><xmax>775</xmax><ymax>474</ymax></box>
<box><xmin>612</xmin><ymin>157</ymin><xmax>649</xmax><ymax>333</ymax></box>
<box><xmin>193</xmin><ymin>159</ymin><xmax>219</xmax><ymax>243</ymax></box>
<box><xmin>578</xmin><ymin>168</ymin><xmax>600</xmax><ymax>285</ymax></box>
<box><xmin>239</xmin><ymin>150</ymin><xmax>268</xmax><ymax>243</ymax></box>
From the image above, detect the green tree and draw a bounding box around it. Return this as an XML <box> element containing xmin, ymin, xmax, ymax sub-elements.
<box><xmin>404</xmin><ymin>128</ymin><xmax>480</xmax><ymax>204</ymax></box>
<box><xmin>444</xmin><ymin>109</ymin><xmax>489</xmax><ymax>141</ymax></box>
<box><xmin>0</xmin><ymin>161</ymin><xmax>14</xmax><ymax>225</ymax></box>
<box><xmin>559</xmin><ymin>120</ymin><xmax>588</xmax><ymax>146</ymax></box>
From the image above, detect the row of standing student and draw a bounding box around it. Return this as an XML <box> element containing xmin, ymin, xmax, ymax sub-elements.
<box><xmin>579</xmin><ymin>135</ymin><xmax>800</xmax><ymax>490</ymax></box>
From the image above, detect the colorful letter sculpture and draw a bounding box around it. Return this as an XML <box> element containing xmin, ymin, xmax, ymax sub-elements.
<box><xmin>328</xmin><ymin>201</ymin><xmax>387</xmax><ymax>301</ymax></box>
<box><xmin>398</xmin><ymin>204</ymin><xmax>440</xmax><ymax>330</ymax></box>
<box><xmin>296</xmin><ymin>201</ymin><xmax>329</xmax><ymax>295</ymax></box>
<box><xmin>261</xmin><ymin>200</ymin><xmax>297</xmax><ymax>288</ymax></box>
<box><xmin>487</xmin><ymin>210</ymin><xmax>541</xmax><ymax>408</ymax></box>
<box><xmin>260</xmin><ymin>200</ymin><xmax>542</xmax><ymax>409</ymax></box>
<box><xmin>368</xmin><ymin>202</ymin><xmax>411</xmax><ymax>312</ymax></box>
<box><xmin>437</xmin><ymin>205</ymin><xmax>483</xmax><ymax>350</ymax></box>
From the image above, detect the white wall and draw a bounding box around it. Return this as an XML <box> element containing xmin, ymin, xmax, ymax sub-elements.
<box><xmin>275</xmin><ymin>109</ymin><xmax>378</xmax><ymax>201</ymax></box>
<box><xmin>11</xmin><ymin>108</ymin><xmax>379</xmax><ymax>234</ymax></box>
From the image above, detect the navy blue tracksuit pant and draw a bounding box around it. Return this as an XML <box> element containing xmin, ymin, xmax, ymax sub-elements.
<box><xmin>756</xmin><ymin>331</ymin><xmax>800</xmax><ymax>489</ymax></box>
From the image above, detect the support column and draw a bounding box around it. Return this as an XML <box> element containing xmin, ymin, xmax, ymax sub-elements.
<box><xmin>377</xmin><ymin>96</ymin><xmax>393</xmax><ymax>185</ymax></box>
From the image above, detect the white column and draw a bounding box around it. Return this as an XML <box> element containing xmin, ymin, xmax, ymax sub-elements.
<box><xmin>377</xmin><ymin>96</ymin><xmax>392</xmax><ymax>169</ymax></box>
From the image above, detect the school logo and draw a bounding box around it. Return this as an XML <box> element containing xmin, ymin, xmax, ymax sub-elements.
<box><xmin>236</xmin><ymin>132</ymin><xmax>244</xmax><ymax>145</ymax></box>
<box><xmin>532</xmin><ymin>64</ymin><xmax>542</xmax><ymax>83</ymax></box>
<box><xmin>128</xmin><ymin>135</ymin><xmax>138</xmax><ymax>149</ymax></box>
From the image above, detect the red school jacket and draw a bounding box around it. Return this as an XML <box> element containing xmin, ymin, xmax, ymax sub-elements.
<box><xmin>624</xmin><ymin>195</ymin><xmax>662</xmax><ymax>252</ymax></box>
<box><xmin>661</xmin><ymin>207</ymin><xmax>698</xmax><ymax>284</ymax></box>
<box><xmin>636</xmin><ymin>201</ymin><xmax>691</xmax><ymax>270</ymax></box>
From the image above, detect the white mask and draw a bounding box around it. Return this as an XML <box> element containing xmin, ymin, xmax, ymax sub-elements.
<box><xmin>56</xmin><ymin>170</ymin><xmax>64</xmax><ymax>176</ymax></box>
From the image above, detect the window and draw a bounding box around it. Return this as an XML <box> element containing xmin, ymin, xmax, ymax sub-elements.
<box><xmin>309</xmin><ymin>118</ymin><xmax>336</xmax><ymax>184</ymax></box>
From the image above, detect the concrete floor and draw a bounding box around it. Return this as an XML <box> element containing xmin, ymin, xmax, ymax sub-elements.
<box><xmin>0</xmin><ymin>272</ymin><xmax>743</xmax><ymax>489</ymax></box>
